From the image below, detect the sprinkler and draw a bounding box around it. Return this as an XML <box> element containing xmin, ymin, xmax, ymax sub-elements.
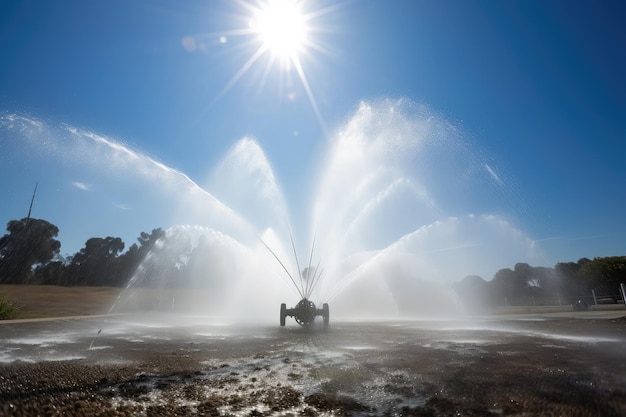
<box><xmin>260</xmin><ymin>231</ymin><xmax>329</xmax><ymax>327</ymax></box>
<box><xmin>280</xmin><ymin>298</ymin><xmax>329</xmax><ymax>327</ymax></box>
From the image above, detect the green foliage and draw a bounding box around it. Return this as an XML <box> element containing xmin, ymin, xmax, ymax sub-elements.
<box><xmin>459</xmin><ymin>257</ymin><xmax>626</xmax><ymax>307</ymax></box>
<box><xmin>0</xmin><ymin>297</ymin><xmax>20</xmax><ymax>320</ymax></box>
<box><xmin>553</xmin><ymin>258</ymin><xmax>591</xmax><ymax>299</ymax></box>
<box><xmin>0</xmin><ymin>218</ymin><xmax>61</xmax><ymax>284</ymax></box>
<box><xmin>34</xmin><ymin>260</ymin><xmax>69</xmax><ymax>285</ymax></box>
<box><xmin>579</xmin><ymin>256</ymin><xmax>626</xmax><ymax>295</ymax></box>
<box><xmin>66</xmin><ymin>236</ymin><xmax>126</xmax><ymax>286</ymax></box>
<box><xmin>0</xmin><ymin>217</ymin><xmax>167</xmax><ymax>286</ymax></box>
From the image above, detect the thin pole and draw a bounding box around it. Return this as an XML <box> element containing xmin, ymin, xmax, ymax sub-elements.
<box><xmin>26</xmin><ymin>182</ymin><xmax>38</xmax><ymax>225</ymax></box>
<box><xmin>304</xmin><ymin>235</ymin><xmax>316</xmax><ymax>298</ymax></box>
<box><xmin>289</xmin><ymin>230</ymin><xmax>304</xmax><ymax>297</ymax></box>
<box><xmin>258</xmin><ymin>236</ymin><xmax>304</xmax><ymax>299</ymax></box>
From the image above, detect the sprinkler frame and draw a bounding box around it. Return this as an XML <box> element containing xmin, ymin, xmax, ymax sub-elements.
<box><xmin>260</xmin><ymin>229</ymin><xmax>330</xmax><ymax>327</ymax></box>
<box><xmin>280</xmin><ymin>298</ymin><xmax>329</xmax><ymax>327</ymax></box>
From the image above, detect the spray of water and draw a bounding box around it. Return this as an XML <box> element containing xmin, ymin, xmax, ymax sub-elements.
<box><xmin>0</xmin><ymin>99</ymin><xmax>541</xmax><ymax>322</ymax></box>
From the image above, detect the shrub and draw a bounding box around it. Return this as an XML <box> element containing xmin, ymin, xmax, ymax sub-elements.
<box><xmin>0</xmin><ymin>297</ymin><xmax>20</xmax><ymax>320</ymax></box>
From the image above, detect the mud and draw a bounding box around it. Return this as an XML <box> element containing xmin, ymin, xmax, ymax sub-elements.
<box><xmin>1</xmin><ymin>314</ymin><xmax>625</xmax><ymax>416</ymax></box>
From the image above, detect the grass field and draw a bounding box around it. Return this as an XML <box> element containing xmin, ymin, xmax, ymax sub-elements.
<box><xmin>0</xmin><ymin>285</ymin><xmax>227</xmax><ymax>320</ymax></box>
<box><xmin>0</xmin><ymin>285</ymin><xmax>121</xmax><ymax>319</ymax></box>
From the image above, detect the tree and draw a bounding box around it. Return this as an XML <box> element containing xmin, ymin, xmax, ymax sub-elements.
<box><xmin>34</xmin><ymin>259</ymin><xmax>68</xmax><ymax>285</ymax></box>
<box><xmin>0</xmin><ymin>218</ymin><xmax>61</xmax><ymax>284</ymax></box>
<box><xmin>554</xmin><ymin>258</ymin><xmax>592</xmax><ymax>300</ymax></box>
<box><xmin>67</xmin><ymin>237</ymin><xmax>125</xmax><ymax>286</ymax></box>
<box><xmin>118</xmin><ymin>228</ymin><xmax>165</xmax><ymax>277</ymax></box>
<box><xmin>487</xmin><ymin>264</ymin><xmax>537</xmax><ymax>305</ymax></box>
<box><xmin>117</xmin><ymin>228</ymin><xmax>167</xmax><ymax>287</ymax></box>
<box><xmin>578</xmin><ymin>256</ymin><xmax>626</xmax><ymax>296</ymax></box>
<box><xmin>489</xmin><ymin>268</ymin><xmax>516</xmax><ymax>305</ymax></box>
<box><xmin>532</xmin><ymin>266</ymin><xmax>558</xmax><ymax>299</ymax></box>
<box><xmin>454</xmin><ymin>275</ymin><xmax>489</xmax><ymax>311</ymax></box>
<box><xmin>137</xmin><ymin>228</ymin><xmax>165</xmax><ymax>249</ymax></box>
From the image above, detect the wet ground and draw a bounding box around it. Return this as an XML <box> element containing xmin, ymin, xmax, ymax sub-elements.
<box><xmin>1</xmin><ymin>312</ymin><xmax>625</xmax><ymax>416</ymax></box>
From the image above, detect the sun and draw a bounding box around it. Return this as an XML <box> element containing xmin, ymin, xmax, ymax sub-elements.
<box><xmin>250</xmin><ymin>0</ymin><xmax>309</xmax><ymax>64</ymax></box>
<box><xmin>210</xmin><ymin>0</ymin><xmax>336</xmax><ymax>130</ymax></box>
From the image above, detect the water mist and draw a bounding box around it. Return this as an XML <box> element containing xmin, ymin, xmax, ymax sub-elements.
<box><xmin>0</xmin><ymin>99</ymin><xmax>541</xmax><ymax>323</ymax></box>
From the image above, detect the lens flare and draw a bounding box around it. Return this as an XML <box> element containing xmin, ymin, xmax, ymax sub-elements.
<box><xmin>209</xmin><ymin>0</ymin><xmax>334</xmax><ymax>130</ymax></box>
<box><xmin>251</xmin><ymin>0</ymin><xmax>308</xmax><ymax>64</ymax></box>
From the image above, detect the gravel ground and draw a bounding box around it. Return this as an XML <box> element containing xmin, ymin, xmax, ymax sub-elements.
<box><xmin>1</xmin><ymin>313</ymin><xmax>625</xmax><ymax>416</ymax></box>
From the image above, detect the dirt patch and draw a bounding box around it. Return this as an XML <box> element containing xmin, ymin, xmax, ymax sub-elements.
<box><xmin>1</xmin><ymin>287</ymin><xmax>625</xmax><ymax>415</ymax></box>
<box><xmin>1</xmin><ymin>316</ymin><xmax>625</xmax><ymax>416</ymax></box>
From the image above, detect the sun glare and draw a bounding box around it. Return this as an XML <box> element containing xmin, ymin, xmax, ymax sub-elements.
<box><xmin>251</xmin><ymin>0</ymin><xmax>308</xmax><ymax>63</ymax></box>
<box><xmin>209</xmin><ymin>0</ymin><xmax>337</xmax><ymax>131</ymax></box>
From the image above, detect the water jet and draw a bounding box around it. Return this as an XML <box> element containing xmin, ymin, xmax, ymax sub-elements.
<box><xmin>1</xmin><ymin>99</ymin><xmax>541</xmax><ymax>322</ymax></box>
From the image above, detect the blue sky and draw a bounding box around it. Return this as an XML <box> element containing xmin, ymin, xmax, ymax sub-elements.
<box><xmin>1</xmin><ymin>0</ymin><xmax>625</xmax><ymax>280</ymax></box>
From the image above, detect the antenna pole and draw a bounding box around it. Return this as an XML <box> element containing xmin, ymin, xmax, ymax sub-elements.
<box><xmin>26</xmin><ymin>182</ymin><xmax>38</xmax><ymax>225</ymax></box>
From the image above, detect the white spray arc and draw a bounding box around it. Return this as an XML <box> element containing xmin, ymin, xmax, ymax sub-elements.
<box><xmin>0</xmin><ymin>98</ymin><xmax>540</xmax><ymax>322</ymax></box>
<box><xmin>300</xmin><ymin>99</ymin><xmax>539</xmax><ymax>318</ymax></box>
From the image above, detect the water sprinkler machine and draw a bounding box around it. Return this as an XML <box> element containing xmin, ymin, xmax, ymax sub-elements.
<box><xmin>260</xmin><ymin>232</ymin><xmax>329</xmax><ymax>327</ymax></box>
<box><xmin>280</xmin><ymin>299</ymin><xmax>329</xmax><ymax>327</ymax></box>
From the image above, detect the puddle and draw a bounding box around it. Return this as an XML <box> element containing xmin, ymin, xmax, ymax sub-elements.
<box><xmin>341</xmin><ymin>345</ymin><xmax>375</xmax><ymax>351</ymax></box>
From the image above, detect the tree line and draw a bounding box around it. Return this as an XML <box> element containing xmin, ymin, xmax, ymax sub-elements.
<box><xmin>0</xmin><ymin>217</ymin><xmax>624</xmax><ymax>307</ymax></box>
<box><xmin>0</xmin><ymin>217</ymin><xmax>164</xmax><ymax>287</ymax></box>
<box><xmin>454</xmin><ymin>258</ymin><xmax>625</xmax><ymax>309</ymax></box>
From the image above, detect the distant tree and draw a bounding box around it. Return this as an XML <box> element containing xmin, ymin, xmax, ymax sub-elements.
<box><xmin>489</xmin><ymin>268</ymin><xmax>516</xmax><ymax>305</ymax></box>
<box><xmin>67</xmin><ymin>237</ymin><xmax>125</xmax><ymax>286</ymax></box>
<box><xmin>0</xmin><ymin>218</ymin><xmax>61</xmax><ymax>284</ymax></box>
<box><xmin>554</xmin><ymin>258</ymin><xmax>591</xmax><ymax>300</ymax></box>
<box><xmin>489</xmin><ymin>264</ymin><xmax>537</xmax><ymax>305</ymax></box>
<box><xmin>119</xmin><ymin>228</ymin><xmax>192</xmax><ymax>288</ymax></box>
<box><xmin>578</xmin><ymin>256</ymin><xmax>626</xmax><ymax>296</ymax></box>
<box><xmin>485</xmin><ymin>257</ymin><xmax>626</xmax><ymax>306</ymax></box>
<box><xmin>34</xmin><ymin>260</ymin><xmax>68</xmax><ymax>285</ymax></box>
<box><xmin>30</xmin><ymin>227</ymin><xmax>167</xmax><ymax>288</ymax></box>
<box><xmin>453</xmin><ymin>275</ymin><xmax>489</xmax><ymax>310</ymax></box>
<box><xmin>137</xmin><ymin>228</ymin><xmax>165</xmax><ymax>249</ymax></box>
<box><xmin>117</xmin><ymin>228</ymin><xmax>165</xmax><ymax>286</ymax></box>
<box><xmin>532</xmin><ymin>266</ymin><xmax>558</xmax><ymax>299</ymax></box>
<box><xmin>514</xmin><ymin>263</ymin><xmax>537</xmax><ymax>288</ymax></box>
<box><xmin>554</xmin><ymin>260</ymin><xmax>583</xmax><ymax>280</ymax></box>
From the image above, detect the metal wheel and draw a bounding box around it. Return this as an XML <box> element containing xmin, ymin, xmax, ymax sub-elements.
<box><xmin>280</xmin><ymin>303</ymin><xmax>287</xmax><ymax>326</ymax></box>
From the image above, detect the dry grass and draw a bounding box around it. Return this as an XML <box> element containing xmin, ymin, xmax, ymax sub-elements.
<box><xmin>0</xmin><ymin>285</ymin><xmax>121</xmax><ymax>319</ymax></box>
<box><xmin>3</xmin><ymin>284</ymin><xmax>623</xmax><ymax>321</ymax></box>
